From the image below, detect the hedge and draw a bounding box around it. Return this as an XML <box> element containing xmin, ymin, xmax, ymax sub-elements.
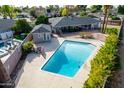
<box><xmin>105</xmin><ymin>28</ymin><xmax>119</xmax><ymax>35</ymax></box>
<box><xmin>84</xmin><ymin>28</ymin><xmax>119</xmax><ymax>88</ymax></box>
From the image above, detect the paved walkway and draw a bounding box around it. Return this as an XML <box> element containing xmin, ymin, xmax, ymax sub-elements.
<box><xmin>111</xmin><ymin>23</ymin><xmax>124</xmax><ymax>88</ymax></box>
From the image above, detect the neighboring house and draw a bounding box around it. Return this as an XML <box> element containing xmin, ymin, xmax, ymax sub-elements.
<box><xmin>110</xmin><ymin>7</ymin><xmax>118</xmax><ymax>15</ymax></box>
<box><xmin>32</xmin><ymin>24</ymin><xmax>52</xmax><ymax>43</ymax></box>
<box><xmin>88</xmin><ymin>12</ymin><xmax>104</xmax><ymax>18</ymax></box>
<box><xmin>45</xmin><ymin>8</ymin><xmax>52</xmax><ymax>18</ymax></box>
<box><xmin>16</xmin><ymin>12</ymin><xmax>32</xmax><ymax>22</ymax></box>
<box><xmin>0</xmin><ymin>19</ymin><xmax>15</xmax><ymax>45</ymax></box>
<box><xmin>0</xmin><ymin>19</ymin><xmax>15</xmax><ymax>33</ymax></box>
<box><xmin>49</xmin><ymin>16</ymin><xmax>101</xmax><ymax>33</ymax></box>
<box><xmin>0</xmin><ymin>31</ymin><xmax>13</xmax><ymax>42</ymax></box>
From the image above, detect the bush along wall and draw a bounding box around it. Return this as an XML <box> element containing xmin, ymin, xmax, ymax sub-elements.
<box><xmin>84</xmin><ymin>28</ymin><xmax>119</xmax><ymax>88</ymax></box>
<box><xmin>105</xmin><ymin>28</ymin><xmax>119</xmax><ymax>35</ymax></box>
<box><xmin>22</xmin><ymin>41</ymin><xmax>33</xmax><ymax>56</ymax></box>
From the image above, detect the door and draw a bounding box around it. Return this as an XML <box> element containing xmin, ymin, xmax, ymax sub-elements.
<box><xmin>45</xmin><ymin>33</ymin><xmax>51</xmax><ymax>41</ymax></box>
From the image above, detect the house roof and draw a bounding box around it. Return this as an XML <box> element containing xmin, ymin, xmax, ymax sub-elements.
<box><xmin>32</xmin><ymin>24</ymin><xmax>51</xmax><ymax>33</ymax></box>
<box><xmin>0</xmin><ymin>19</ymin><xmax>15</xmax><ymax>33</ymax></box>
<box><xmin>49</xmin><ymin>16</ymin><xmax>101</xmax><ymax>28</ymax></box>
<box><xmin>88</xmin><ymin>12</ymin><xmax>104</xmax><ymax>18</ymax></box>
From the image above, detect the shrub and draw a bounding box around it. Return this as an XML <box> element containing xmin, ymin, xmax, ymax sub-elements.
<box><xmin>105</xmin><ymin>28</ymin><xmax>119</xmax><ymax>35</ymax></box>
<box><xmin>80</xmin><ymin>32</ymin><xmax>94</xmax><ymax>39</ymax></box>
<box><xmin>14</xmin><ymin>35</ymin><xmax>24</xmax><ymax>40</ymax></box>
<box><xmin>35</xmin><ymin>15</ymin><xmax>48</xmax><ymax>25</ymax></box>
<box><xmin>109</xmin><ymin>14</ymin><xmax>120</xmax><ymax>20</ymax></box>
<box><xmin>22</xmin><ymin>41</ymin><xmax>33</xmax><ymax>54</ymax></box>
<box><xmin>80</xmin><ymin>11</ymin><xmax>87</xmax><ymax>17</ymax></box>
<box><xmin>12</xmin><ymin>19</ymin><xmax>32</xmax><ymax>34</ymax></box>
<box><xmin>111</xmin><ymin>16</ymin><xmax>120</xmax><ymax>20</ymax></box>
<box><xmin>84</xmin><ymin>29</ymin><xmax>119</xmax><ymax>88</ymax></box>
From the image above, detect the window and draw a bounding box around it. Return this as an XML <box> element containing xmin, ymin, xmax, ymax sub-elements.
<box><xmin>38</xmin><ymin>34</ymin><xmax>41</xmax><ymax>38</ymax></box>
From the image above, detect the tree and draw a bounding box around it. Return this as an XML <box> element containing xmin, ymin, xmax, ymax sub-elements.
<box><xmin>0</xmin><ymin>6</ymin><xmax>1</xmax><ymax>14</ymax></box>
<box><xmin>46</xmin><ymin>5</ymin><xmax>60</xmax><ymax>12</ymax></box>
<box><xmin>59</xmin><ymin>8</ymin><xmax>63</xmax><ymax>16</ymax></box>
<box><xmin>61</xmin><ymin>7</ymin><xmax>69</xmax><ymax>16</ymax></box>
<box><xmin>118</xmin><ymin>5</ymin><xmax>124</xmax><ymax>14</ymax></box>
<box><xmin>80</xmin><ymin>11</ymin><xmax>87</xmax><ymax>17</ymax></box>
<box><xmin>101</xmin><ymin>5</ymin><xmax>111</xmax><ymax>33</ymax></box>
<box><xmin>12</xmin><ymin>19</ymin><xmax>32</xmax><ymax>34</ymax></box>
<box><xmin>76</xmin><ymin>5</ymin><xmax>87</xmax><ymax>12</ymax></box>
<box><xmin>46</xmin><ymin>5</ymin><xmax>54</xmax><ymax>11</ymax></box>
<box><xmin>14</xmin><ymin>7</ymin><xmax>22</xmax><ymax>13</ymax></box>
<box><xmin>30</xmin><ymin>8</ymin><xmax>37</xmax><ymax>18</ymax></box>
<box><xmin>1</xmin><ymin>5</ymin><xmax>15</xmax><ymax>19</ymax></box>
<box><xmin>54</xmin><ymin>5</ymin><xmax>60</xmax><ymax>12</ymax></box>
<box><xmin>35</xmin><ymin>15</ymin><xmax>48</xmax><ymax>25</ymax></box>
<box><xmin>22</xmin><ymin>6</ymin><xmax>29</xmax><ymax>12</ymax></box>
<box><xmin>90</xmin><ymin>5</ymin><xmax>102</xmax><ymax>13</ymax></box>
<box><xmin>29</xmin><ymin>6</ymin><xmax>45</xmax><ymax>18</ymax></box>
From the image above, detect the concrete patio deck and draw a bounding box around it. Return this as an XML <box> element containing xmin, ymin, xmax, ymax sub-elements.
<box><xmin>16</xmin><ymin>37</ymin><xmax>103</xmax><ymax>88</ymax></box>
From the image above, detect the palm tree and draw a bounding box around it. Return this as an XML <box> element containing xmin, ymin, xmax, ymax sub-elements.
<box><xmin>101</xmin><ymin>5</ymin><xmax>111</xmax><ymax>33</ymax></box>
<box><xmin>104</xmin><ymin>6</ymin><xmax>113</xmax><ymax>32</ymax></box>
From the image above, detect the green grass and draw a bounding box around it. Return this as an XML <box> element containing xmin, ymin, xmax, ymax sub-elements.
<box><xmin>14</xmin><ymin>35</ymin><xmax>24</xmax><ymax>40</ymax></box>
<box><xmin>14</xmin><ymin>33</ymin><xmax>29</xmax><ymax>40</ymax></box>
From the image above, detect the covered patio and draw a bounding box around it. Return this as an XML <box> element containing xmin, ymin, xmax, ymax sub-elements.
<box><xmin>49</xmin><ymin>16</ymin><xmax>101</xmax><ymax>33</ymax></box>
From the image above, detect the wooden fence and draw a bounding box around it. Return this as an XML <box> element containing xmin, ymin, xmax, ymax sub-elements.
<box><xmin>101</xmin><ymin>20</ymin><xmax>122</xmax><ymax>26</ymax></box>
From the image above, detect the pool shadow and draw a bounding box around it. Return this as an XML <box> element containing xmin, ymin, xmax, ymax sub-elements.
<box><xmin>42</xmin><ymin>43</ymin><xmax>69</xmax><ymax>73</ymax></box>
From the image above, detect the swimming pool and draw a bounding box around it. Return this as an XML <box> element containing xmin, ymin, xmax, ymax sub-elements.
<box><xmin>41</xmin><ymin>40</ymin><xmax>96</xmax><ymax>77</ymax></box>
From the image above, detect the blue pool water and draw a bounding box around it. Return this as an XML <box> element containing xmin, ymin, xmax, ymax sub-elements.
<box><xmin>0</xmin><ymin>42</ymin><xmax>4</xmax><ymax>48</ymax></box>
<box><xmin>41</xmin><ymin>40</ymin><xmax>96</xmax><ymax>77</ymax></box>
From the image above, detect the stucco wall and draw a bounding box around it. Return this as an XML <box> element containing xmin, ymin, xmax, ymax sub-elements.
<box><xmin>3</xmin><ymin>45</ymin><xmax>22</xmax><ymax>75</ymax></box>
<box><xmin>2</xmin><ymin>33</ymin><xmax>33</xmax><ymax>75</ymax></box>
<box><xmin>32</xmin><ymin>32</ymin><xmax>51</xmax><ymax>43</ymax></box>
<box><xmin>33</xmin><ymin>33</ymin><xmax>44</xmax><ymax>43</ymax></box>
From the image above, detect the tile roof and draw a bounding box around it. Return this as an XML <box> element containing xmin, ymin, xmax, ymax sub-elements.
<box><xmin>49</xmin><ymin>16</ymin><xmax>101</xmax><ymax>27</ymax></box>
<box><xmin>32</xmin><ymin>24</ymin><xmax>52</xmax><ymax>33</ymax></box>
<box><xmin>0</xmin><ymin>19</ymin><xmax>15</xmax><ymax>33</ymax></box>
